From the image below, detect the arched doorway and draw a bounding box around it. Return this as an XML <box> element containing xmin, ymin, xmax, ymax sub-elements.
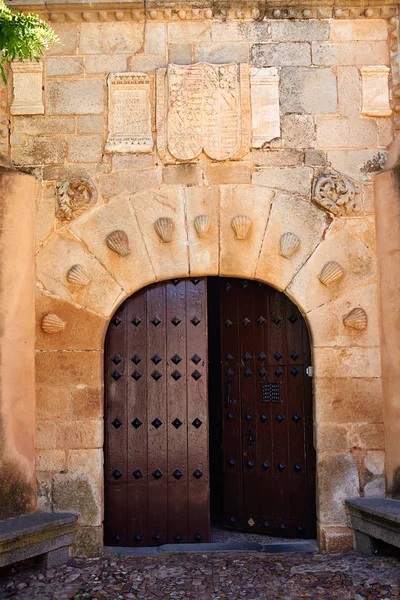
<box><xmin>104</xmin><ymin>277</ymin><xmax>316</xmax><ymax>547</ymax></box>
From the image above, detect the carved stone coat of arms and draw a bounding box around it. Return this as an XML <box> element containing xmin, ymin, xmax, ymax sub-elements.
<box><xmin>156</xmin><ymin>62</ymin><xmax>250</xmax><ymax>162</ymax></box>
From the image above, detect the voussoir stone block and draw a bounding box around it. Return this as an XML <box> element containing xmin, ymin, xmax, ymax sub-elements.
<box><xmin>130</xmin><ymin>185</ymin><xmax>189</xmax><ymax>282</ymax></box>
<box><xmin>256</xmin><ymin>193</ymin><xmax>328</xmax><ymax>292</ymax></box>
<box><xmin>219</xmin><ymin>184</ymin><xmax>274</xmax><ymax>279</ymax></box>
<box><xmin>185</xmin><ymin>185</ymin><xmax>219</xmax><ymax>277</ymax></box>
<box><xmin>46</xmin><ymin>80</ymin><xmax>105</xmax><ymax>115</ymax></box>
<box><xmin>71</xmin><ymin>195</ymin><xmax>156</xmax><ymax>296</ymax></box>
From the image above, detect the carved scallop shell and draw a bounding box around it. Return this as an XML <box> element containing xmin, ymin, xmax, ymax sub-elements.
<box><xmin>231</xmin><ymin>215</ymin><xmax>252</xmax><ymax>240</ymax></box>
<box><xmin>66</xmin><ymin>264</ymin><xmax>91</xmax><ymax>286</ymax></box>
<box><xmin>343</xmin><ymin>308</ymin><xmax>368</xmax><ymax>331</ymax></box>
<box><xmin>154</xmin><ymin>217</ymin><xmax>175</xmax><ymax>243</ymax></box>
<box><xmin>194</xmin><ymin>215</ymin><xmax>211</xmax><ymax>239</ymax></box>
<box><xmin>41</xmin><ymin>313</ymin><xmax>66</xmax><ymax>334</ymax></box>
<box><xmin>279</xmin><ymin>233</ymin><xmax>300</xmax><ymax>259</ymax></box>
<box><xmin>318</xmin><ymin>261</ymin><xmax>344</xmax><ymax>287</ymax></box>
<box><xmin>106</xmin><ymin>230</ymin><xmax>131</xmax><ymax>257</ymax></box>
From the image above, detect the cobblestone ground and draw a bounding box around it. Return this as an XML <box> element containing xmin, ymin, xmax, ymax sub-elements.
<box><xmin>0</xmin><ymin>551</ymin><xmax>399</xmax><ymax>599</ymax></box>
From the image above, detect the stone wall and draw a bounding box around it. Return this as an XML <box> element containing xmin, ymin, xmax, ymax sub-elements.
<box><xmin>1</xmin><ymin>2</ymin><xmax>394</xmax><ymax>554</ymax></box>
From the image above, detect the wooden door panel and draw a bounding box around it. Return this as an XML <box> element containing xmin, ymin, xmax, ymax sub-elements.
<box><xmin>105</xmin><ymin>278</ymin><xmax>209</xmax><ymax>547</ymax></box>
<box><xmin>219</xmin><ymin>278</ymin><xmax>316</xmax><ymax>538</ymax></box>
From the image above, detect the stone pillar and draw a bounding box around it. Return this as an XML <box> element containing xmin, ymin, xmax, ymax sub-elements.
<box><xmin>0</xmin><ymin>163</ymin><xmax>37</xmax><ymax>519</ymax></box>
<box><xmin>374</xmin><ymin>146</ymin><xmax>400</xmax><ymax>499</ymax></box>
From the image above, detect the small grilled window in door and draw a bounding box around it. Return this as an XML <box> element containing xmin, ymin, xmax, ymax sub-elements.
<box><xmin>262</xmin><ymin>382</ymin><xmax>281</xmax><ymax>403</ymax></box>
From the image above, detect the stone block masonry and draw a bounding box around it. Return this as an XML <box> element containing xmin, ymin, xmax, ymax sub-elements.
<box><xmin>1</xmin><ymin>1</ymin><xmax>395</xmax><ymax>556</ymax></box>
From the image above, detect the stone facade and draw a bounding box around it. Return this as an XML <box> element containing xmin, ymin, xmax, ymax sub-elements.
<box><xmin>0</xmin><ymin>0</ymin><xmax>396</xmax><ymax>555</ymax></box>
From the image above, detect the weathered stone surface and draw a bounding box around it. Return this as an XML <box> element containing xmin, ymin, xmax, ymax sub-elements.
<box><xmin>314</xmin><ymin>348</ymin><xmax>381</xmax><ymax>379</ymax></box>
<box><xmin>312</xmin><ymin>42</ymin><xmax>389</xmax><ymax>66</ymax></box>
<box><xmin>10</xmin><ymin>61</ymin><xmax>44</xmax><ymax>116</ymax></box>
<box><xmin>163</xmin><ymin>164</ymin><xmax>202</xmax><ymax>185</ymax></box>
<box><xmin>220</xmin><ymin>185</ymin><xmax>274</xmax><ymax>279</ymax></box>
<box><xmin>67</xmin><ymin>135</ymin><xmax>103</xmax><ymax>163</ymax></box>
<box><xmin>74</xmin><ymin>526</ymin><xmax>103</xmax><ymax>557</ymax></box>
<box><xmin>46</xmin><ymin>23</ymin><xmax>78</xmax><ymax>56</ymax></box>
<box><xmin>71</xmin><ymin>196</ymin><xmax>156</xmax><ymax>295</ymax></box>
<box><xmin>36</xmin><ymin>351</ymin><xmax>102</xmax><ymax>388</ymax></box>
<box><xmin>112</xmin><ymin>154</ymin><xmax>154</xmax><ymax>170</ymax></box>
<box><xmin>128</xmin><ymin>54</ymin><xmax>167</xmax><ymax>71</ymax></box>
<box><xmin>11</xmin><ymin>136</ymin><xmax>66</xmax><ymax>165</ymax></box>
<box><xmin>79</xmin><ymin>22</ymin><xmax>143</xmax><ymax>54</ymax></box>
<box><xmin>71</xmin><ymin>387</ymin><xmax>102</xmax><ymax>420</ymax></box>
<box><xmin>314</xmin><ymin>377</ymin><xmax>383</xmax><ymax>424</ymax></box>
<box><xmin>364</xmin><ymin>478</ymin><xmax>385</xmax><ymax>497</ymax></box>
<box><xmin>204</xmin><ymin>163</ymin><xmax>251</xmax><ymax>185</ymax></box>
<box><xmin>167</xmin><ymin>22</ymin><xmax>211</xmax><ymax>44</ymax></box>
<box><xmin>318</xmin><ymin>452</ymin><xmax>359</xmax><ymax>524</ymax></box>
<box><xmin>185</xmin><ymin>186</ymin><xmax>219</xmax><ymax>277</ymax></box>
<box><xmin>337</xmin><ymin>67</ymin><xmax>361</xmax><ymax>117</ymax></box>
<box><xmin>330</xmin><ymin>19</ymin><xmax>389</xmax><ymax>42</ymax></box>
<box><xmin>346</xmin><ymin>497</ymin><xmax>400</xmax><ymax>553</ymax></box>
<box><xmin>211</xmin><ymin>21</ymin><xmax>271</xmax><ymax>43</ymax></box>
<box><xmin>46</xmin><ymin>80</ymin><xmax>105</xmax><ymax>115</ymax></box>
<box><xmin>348</xmin><ymin>423</ymin><xmax>384</xmax><ymax>450</ymax></box>
<box><xmin>282</xmin><ymin>114</ymin><xmax>315</xmax><ymax>149</ymax></box>
<box><xmin>316</xmin><ymin>117</ymin><xmax>377</xmax><ymax>149</ymax></box>
<box><xmin>365</xmin><ymin>451</ymin><xmax>385</xmax><ymax>476</ymax></box>
<box><xmin>13</xmin><ymin>116</ymin><xmax>76</xmax><ymax>135</ymax></box>
<box><xmin>253</xmin><ymin>166</ymin><xmax>313</xmax><ymax>196</ymax></box>
<box><xmin>251</xmin><ymin>149</ymin><xmax>304</xmax><ymax>167</ymax></box>
<box><xmin>252</xmin><ymin>43</ymin><xmax>311</xmax><ymax>67</ymax></box>
<box><xmin>145</xmin><ymin>23</ymin><xmax>166</xmax><ymax>55</ymax></box>
<box><xmin>77</xmin><ymin>116</ymin><xmax>105</xmax><ymax>135</ymax></box>
<box><xmin>53</xmin><ymin>473</ymin><xmax>101</xmax><ymax>527</ymax></box>
<box><xmin>84</xmin><ymin>55</ymin><xmax>127</xmax><ymax>74</ymax></box>
<box><xmin>46</xmin><ymin>57</ymin><xmax>84</xmax><ymax>77</ymax></box>
<box><xmin>98</xmin><ymin>168</ymin><xmax>162</xmax><ymax>199</ymax></box>
<box><xmin>169</xmin><ymin>44</ymin><xmax>192</xmax><ymax>65</ymax></box>
<box><xmin>37</xmin><ymin>385</ymin><xmax>70</xmax><ymax>421</ymax></box>
<box><xmin>256</xmin><ymin>193</ymin><xmax>327</xmax><ymax>291</ymax></box>
<box><xmin>36</xmin><ymin>450</ymin><xmax>67</xmax><ymax>473</ymax></box>
<box><xmin>250</xmin><ymin>67</ymin><xmax>280</xmax><ymax>146</ymax></box>
<box><xmin>195</xmin><ymin>43</ymin><xmax>250</xmax><ymax>64</ymax></box>
<box><xmin>314</xmin><ymin>424</ymin><xmax>349</xmax><ymax>452</ymax></box>
<box><xmin>280</xmin><ymin>67</ymin><xmax>337</xmax><ymax>114</ymax></box>
<box><xmin>271</xmin><ymin>20</ymin><xmax>329</xmax><ymax>42</ymax></box>
<box><xmin>327</xmin><ymin>149</ymin><xmax>381</xmax><ymax>181</ymax></box>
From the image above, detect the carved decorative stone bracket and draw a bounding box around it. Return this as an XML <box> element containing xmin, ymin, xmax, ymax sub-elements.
<box><xmin>312</xmin><ymin>173</ymin><xmax>361</xmax><ymax>217</ymax></box>
<box><xmin>56</xmin><ymin>178</ymin><xmax>97</xmax><ymax>221</ymax></box>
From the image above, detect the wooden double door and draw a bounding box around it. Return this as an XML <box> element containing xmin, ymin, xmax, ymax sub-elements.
<box><xmin>104</xmin><ymin>278</ymin><xmax>316</xmax><ymax>547</ymax></box>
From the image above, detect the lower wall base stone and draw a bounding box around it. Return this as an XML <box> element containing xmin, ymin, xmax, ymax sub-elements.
<box><xmin>319</xmin><ymin>525</ymin><xmax>354</xmax><ymax>552</ymax></box>
<box><xmin>75</xmin><ymin>526</ymin><xmax>103</xmax><ymax>557</ymax></box>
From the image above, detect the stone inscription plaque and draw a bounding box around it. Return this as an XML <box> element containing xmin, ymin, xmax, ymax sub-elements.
<box><xmin>106</xmin><ymin>73</ymin><xmax>153</xmax><ymax>153</ymax></box>
<box><xmin>157</xmin><ymin>62</ymin><xmax>250</xmax><ymax>162</ymax></box>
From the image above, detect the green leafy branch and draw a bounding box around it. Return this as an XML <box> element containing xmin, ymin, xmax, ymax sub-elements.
<box><xmin>0</xmin><ymin>1</ymin><xmax>59</xmax><ymax>84</ymax></box>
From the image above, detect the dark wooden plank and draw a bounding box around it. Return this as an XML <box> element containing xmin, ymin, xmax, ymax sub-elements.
<box><xmin>104</xmin><ymin>302</ymin><xmax>128</xmax><ymax>546</ymax></box>
<box><xmin>126</xmin><ymin>289</ymin><xmax>148</xmax><ymax>546</ymax></box>
<box><xmin>146</xmin><ymin>284</ymin><xmax>168</xmax><ymax>546</ymax></box>
<box><xmin>187</xmin><ymin>278</ymin><xmax>209</xmax><ymax>543</ymax></box>
<box><xmin>166</xmin><ymin>280</ymin><xmax>188</xmax><ymax>544</ymax></box>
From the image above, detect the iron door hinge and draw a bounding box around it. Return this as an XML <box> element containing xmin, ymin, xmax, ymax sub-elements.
<box><xmin>306</xmin><ymin>366</ymin><xmax>314</xmax><ymax>377</ymax></box>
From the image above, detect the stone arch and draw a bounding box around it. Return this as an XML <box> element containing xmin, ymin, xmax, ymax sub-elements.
<box><xmin>35</xmin><ymin>183</ymin><xmax>382</xmax><ymax>555</ymax></box>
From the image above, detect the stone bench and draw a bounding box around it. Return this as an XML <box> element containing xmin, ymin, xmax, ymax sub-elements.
<box><xmin>345</xmin><ymin>498</ymin><xmax>400</xmax><ymax>555</ymax></box>
<box><xmin>0</xmin><ymin>512</ymin><xmax>78</xmax><ymax>568</ymax></box>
